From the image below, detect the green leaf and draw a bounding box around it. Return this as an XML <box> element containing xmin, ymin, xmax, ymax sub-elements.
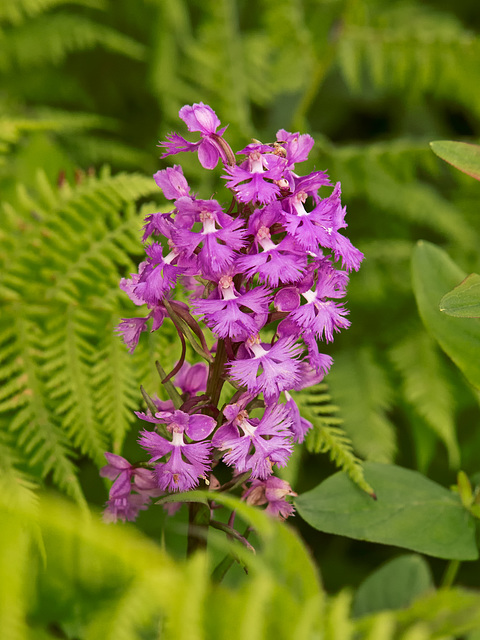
<box><xmin>295</xmin><ymin>462</ymin><xmax>478</xmax><ymax>560</ymax></box>
<box><xmin>440</xmin><ymin>273</ymin><xmax>480</xmax><ymax>318</ymax></box>
<box><xmin>352</xmin><ymin>554</ymin><xmax>433</xmax><ymax>618</ymax></box>
<box><xmin>412</xmin><ymin>241</ymin><xmax>480</xmax><ymax>390</ymax></box>
<box><xmin>430</xmin><ymin>141</ymin><xmax>480</xmax><ymax>181</ymax></box>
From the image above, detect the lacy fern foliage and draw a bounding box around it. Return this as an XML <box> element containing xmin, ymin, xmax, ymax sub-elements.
<box><xmin>0</xmin><ymin>169</ymin><xmax>178</xmax><ymax>501</ymax></box>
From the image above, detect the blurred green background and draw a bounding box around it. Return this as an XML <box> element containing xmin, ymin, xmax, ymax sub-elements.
<box><xmin>1</xmin><ymin>0</ymin><xmax>480</xmax><ymax>594</ymax></box>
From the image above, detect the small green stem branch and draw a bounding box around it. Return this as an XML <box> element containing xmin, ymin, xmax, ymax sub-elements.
<box><xmin>206</xmin><ymin>338</ymin><xmax>227</xmax><ymax>408</ymax></box>
<box><xmin>209</xmin><ymin>520</ymin><xmax>255</xmax><ymax>553</ymax></box>
<box><xmin>187</xmin><ymin>499</ymin><xmax>210</xmax><ymax>557</ymax></box>
<box><xmin>440</xmin><ymin>559</ymin><xmax>461</xmax><ymax>589</ymax></box>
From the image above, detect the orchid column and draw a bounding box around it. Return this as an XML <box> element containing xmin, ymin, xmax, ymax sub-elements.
<box><xmin>103</xmin><ymin>103</ymin><xmax>363</xmax><ymax>548</ymax></box>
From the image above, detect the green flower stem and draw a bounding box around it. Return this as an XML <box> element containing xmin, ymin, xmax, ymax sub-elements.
<box><xmin>206</xmin><ymin>338</ymin><xmax>227</xmax><ymax>408</ymax></box>
<box><xmin>209</xmin><ymin>520</ymin><xmax>255</xmax><ymax>553</ymax></box>
<box><xmin>440</xmin><ymin>559</ymin><xmax>461</xmax><ymax>589</ymax></box>
<box><xmin>187</xmin><ymin>497</ymin><xmax>210</xmax><ymax>557</ymax></box>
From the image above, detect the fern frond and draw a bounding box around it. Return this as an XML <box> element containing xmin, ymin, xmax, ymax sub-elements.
<box><xmin>292</xmin><ymin>383</ymin><xmax>374</xmax><ymax>495</ymax></box>
<box><xmin>0</xmin><ymin>0</ymin><xmax>105</xmax><ymax>26</ymax></box>
<box><xmin>91</xmin><ymin>315</ymin><xmax>141</xmax><ymax>452</ymax></box>
<box><xmin>42</xmin><ymin>308</ymin><xmax>107</xmax><ymax>466</ymax></box>
<box><xmin>389</xmin><ymin>331</ymin><xmax>460</xmax><ymax>468</ymax></box>
<box><xmin>327</xmin><ymin>349</ymin><xmax>397</xmax><ymax>463</ymax></box>
<box><xmin>0</xmin><ymin>110</ymin><xmax>116</xmax><ymax>147</ymax></box>
<box><xmin>338</xmin><ymin>4</ymin><xmax>480</xmax><ymax>119</ymax></box>
<box><xmin>4</xmin><ymin>171</ymin><xmax>156</xmax><ymax>309</ymax></box>
<box><xmin>0</xmin><ymin>311</ymin><xmax>85</xmax><ymax>504</ymax></box>
<box><xmin>0</xmin><ymin>13</ymin><xmax>145</xmax><ymax>72</ymax></box>
<box><xmin>0</xmin><ymin>169</ymin><xmax>166</xmax><ymax>499</ymax></box>
<box><xmin>65</xmin><ymin>134</ymin><xmax>153</xmax><ymax>170</ymax></box>
<box><xmin>0</xmin><ymin>426</ymin><xmax>38</xmax><ymax>509</ymax></box>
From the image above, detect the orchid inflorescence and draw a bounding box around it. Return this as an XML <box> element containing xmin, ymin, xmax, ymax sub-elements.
<box><xmin>101</xmin><ymin>103</ymin><xmax>363</xmax><ymax>525</ymax></box>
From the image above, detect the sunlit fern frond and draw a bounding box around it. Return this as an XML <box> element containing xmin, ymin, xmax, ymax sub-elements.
<box><xmin>0</xmin><ymin>169</ymin><xmax>175</xmax><ymax>500</ymax></box>
<box><xmin>0</xmin><ymin>0</ymin><xmax>105</xmax><ymax>26</ymax></box>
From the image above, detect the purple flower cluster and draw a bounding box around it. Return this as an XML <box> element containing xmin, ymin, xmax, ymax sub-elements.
<box><xmin>103</xmin><ymin>103</ymin><xmax>363</xmax><ymax>523</ymax></box>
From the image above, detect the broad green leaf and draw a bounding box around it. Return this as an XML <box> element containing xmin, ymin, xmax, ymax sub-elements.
<box><xmin>412</xmin><ymin>241</ymin><xmax>480</xmax><ymax>390</ymax></box>
<box><xmin>430</xmin><ymin>141</ymin><xmax>480</xmax><ymax>181</ymax></box>
<box><xmin>352</xmin><ymin>554</ymin><xmax>433</xmax><ymax>618</ymax></box>
<box><xmin>295</xmin><ymin>462</ymin><xmax>478</xmax><ymax>560</ymax></box>
<box><xmin>440</xmin><ymin>273</ymin><xmax>480</xmax><ymax>318</ymax></box>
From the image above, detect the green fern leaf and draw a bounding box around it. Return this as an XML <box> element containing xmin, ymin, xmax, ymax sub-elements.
<box><xmin>42</xmin><ymin>308</ymin><xmax>107</xmax><ymax>466</ymax></box>
<box><xmin>0</xmin><ymin>0</ymin><xmax>105</xmax><ymax>26</ymax></box>
<box><xmin>0</xmin><ymin>12</ymin><xmax>145</xmax><ymax>72</ymax></box>
<box><xmin>0</xmin><ymin>311</ymin><xmax>85</xmax><ymax>503</ymax></box>
<box><xmin>292</xmin><ymin>383</ymin><xmax>374</xmax><ymax>496</ymax></box>
<box><xmin>327</xmin><ymin>349</ymin><xmax>397</xmax><ymax>463</ymax></box>
<box><xmin>91</xmin><ymin>316</ymin><xmax>141</xmax><ymax>452</ymax></box>
<box><xmin>389</xmin><ymin>331</ymin><xmax>460</xmax><ymax>468</ymax></box>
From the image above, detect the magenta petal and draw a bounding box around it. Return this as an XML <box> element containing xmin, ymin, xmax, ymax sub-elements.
<box><xmin>138</xmin><ymin>430</ymin><xmax>173</xmax><ymax>461</ymax></box>
<box><xmin>99</xmin><ymin>465</ymin><xmax>118</xmax><ymax>480</ymax></box>
<box><xmin>182</xmin><ymin>362</ymin><xmax>208</xmax><ymax>394</ymax></box>
<box><xmin>198</xmin><ymin>138</ymin><xmax>221</xmax><ymax>169</ymax></box>
<box><xmin>103</xmin><ymin>452</ymin><xmax>131</xmax><ymax>470</ymax></box>
<box><xmin>133</xmin><ymin>468</ymin><xmax>157</xmax><ymax>491</ymax></box>
<box><xmin>274</xmin><ymin>287</ymin><xmax>300</xmax><ymax>312</ymax></box>
<box><xmin>179</xmin><ymin>103</ymin><xmax>221</xmax><ymax>134</ymax></box>
<box><xmin>110</xmin><ymin>472</ymin><xmax>131</xmax><ymax>498</ymax></box>
<box><xmin>134</xmin><ymin>411</ymin><xmax>164</xmax><ymax>424</ymax></box>
<box><xmin>212</xmin><ymin>422</ymin><xmax>239</xmax><ymax>448</ymax></box>
<box><xmin>153</xmin><ymin>165</ymin><xmax>190</xmax><ymax>200</ymax></box>
<box><xmin>186</xmin><ymin>414</ymin><xmax>216</xmax><ymax>440</ymax></box>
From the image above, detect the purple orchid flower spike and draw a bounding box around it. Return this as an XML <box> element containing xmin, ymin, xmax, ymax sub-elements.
<box><xmin>107</xmin><ymin>101</ymin><xmax>364</xmax><ymax>533</ymax></box>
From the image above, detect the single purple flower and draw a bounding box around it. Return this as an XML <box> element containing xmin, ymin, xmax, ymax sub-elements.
<box><xmin>100</xmin><ymin>453</ymin><xmax>159</xmax><ymax>523</ymax></box>
<box><xmin>243</xmin><ymin>475</ymin><xmax>297</xmax><ymax>520</ymax></box>
<box><xmin>100</xmin><ymin>452</ymin><xmax>135</xmax><ymax>498</ymax></box>
<box><xmin>192</xmin><ymin>274</ymin><xmax>271</xmax><ymax>340</ymax></box>
<box><xmin>174</xmin><ymin>362</ymin><xmax>208</xmax><ymax>395</ymax></box>
<box><xmin>288</xmin><ymin>289</ymin><xmax>350</xmax><ymax>343</ymax></box>
<box><xmin>115</xmin><ymin>316</ymin><xmax>149</xmax><ymax>353</ymax></box>
<box><xmin>283</xmin><ymin>181</ymin><xmax>363</xmax><ymax>271</ymax></box>
<box><xmin>222</xmin><ymin>148</ymin><xmax>286</xmax><ymax>204</ymax></box>
<box><xmin>139</xmin><ymin>425</ymin><xmax>213</xmax><ymax>493</ymax></box>
<box><xmin>227</xmin><ymin>334</ymin><xmax>303</xmax><ymax>401</ymax></box>
<box><xmin>173</xmin><ymin>201</ymin><xmax>247</xmax><ymax>277</ymax></box>
<box><xmin>133</xmin><ymin>242</ymin><xmax>183</xmax><ymax>305</ymax></box>
<box><xmin>153</xmin><ymin>165</ymin><xmax>191</xmax><ymax>200</ymax></box>
<box><xmin>276</xmin><ymin>129</ymin><xmax>315</xmax><ymax>168</ymax></box>
<box><xmin>159</xmin><ymin>103</ymin><xmax>229</xmax><ymax>169</ymax></box>
<box><xmin>214</xmin><ymin>404</ymin><xmax>293</xmax><ymax>479</ymax></box>
<box><xmin>137</xmin><ymin>409</ymin><xmax>215</xmax><ymax>492</ymax></box>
